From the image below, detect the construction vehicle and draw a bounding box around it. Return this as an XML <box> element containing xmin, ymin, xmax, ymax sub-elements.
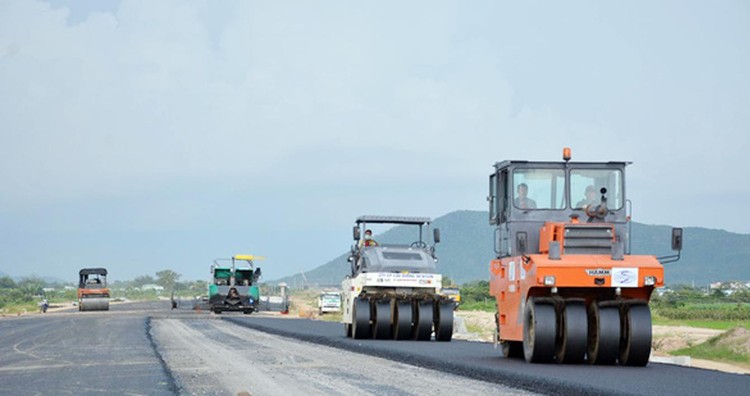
<box><xmin>318</xmin><ymin>291</ymin><xmax>342</xmax><ymax>314</ymax></box>
<box><xmin>342</xmin><ymin>216</ymin><xmax>454</xmax><ymax>341</ymax></box>
<box><xmin>487</xmin><ymin>148</ymin><xmax>682</xmax><ymax>365</ymax></box>
<box><xmin>208</xmin><ymin>254</ymin><xmax>262</xmax><ymax>314</ymax></box>
<box><xmin>440</xmin><ymin>287</ymin><xmax>461</xmax><ymax>310</ymax></box>
<box><xmin>78</xmin><ymin>268</ymin><xmax>110</xmax><ymax>311</ymax></box>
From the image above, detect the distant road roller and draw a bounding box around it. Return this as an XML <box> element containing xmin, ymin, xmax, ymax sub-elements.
<box><xmin>487</xmin><ymin>148</ymin><xmax>682</xmax><ymax>365</ymax></box>
<box><xmin>342</xmin><ymin>216</ymin><xmax>454</xmax><ymax>341</ymax></box>
<box><xmin>78</xmin><ymin>268</ymin><xmax>110</xmax><ymax>311</ymax></box>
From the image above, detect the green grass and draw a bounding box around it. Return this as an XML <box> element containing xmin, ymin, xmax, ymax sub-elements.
<box><xmin>652</xmin><ymin>317</ymin><xmax>750</xmax><ymax>331</ymax></box>
<box><xmin>0</xmin><ymin>301</ymin><xmax>43</xmax><ymax>314</ymax></box>
<box><xmin>672</xmin><ymin>338</ymin><xmax>750</xmax><ymax>365</ymax></box>
<box><xmin>459</xmin><ymin>300</ymin><xmax>495</xmax><ymax>312</ymax></box>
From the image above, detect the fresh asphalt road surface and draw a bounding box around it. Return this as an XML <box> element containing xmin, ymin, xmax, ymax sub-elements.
<box><xmin>1</xmin><ymin>300</ymin><xmax>749</xmax><ymax>395</ymax></box>
<box><xmin>0</xmin><ymin>301</ymin><xmax>174</xmax><ymax>395</ymax></box>
<box><xmin>225</xmin><ymin>316</ymin><xmax>750</xmax><ymax>396</ymax></box>
<box><xmin>151</xmin><ymin>317</ymin><xmax>531</xmax><ymax>396</ymax></box>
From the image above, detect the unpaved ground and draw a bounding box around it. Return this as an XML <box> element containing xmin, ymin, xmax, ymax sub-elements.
<box><xmin>151</xmin><ymin>318</ymin><xmax>535</xmax><ymax>396</ymax></box>
<box><xmin>452</xmin><ymin>310</ymin><xmax>750</xmax><ymax>374</ymax></box>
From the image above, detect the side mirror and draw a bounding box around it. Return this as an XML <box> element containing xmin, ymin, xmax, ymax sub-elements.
<box><xmin>347</xmin><ymin>256</ymin><xmax>354</xmax><ymax>263</ymax></box>
<box><xmin>671</xmin><ymin>228</ymin><xmax>683</xmax><ymax>251</ymax></box>
<box><xmin>353</xmin><ymin>226</ymin><xmax>361</xmax><ymax>241</ymax></box>
<box><xmin>433</xmin><ymin>228</ymin><xmax>441</xmax><ymax>244</ymax></box>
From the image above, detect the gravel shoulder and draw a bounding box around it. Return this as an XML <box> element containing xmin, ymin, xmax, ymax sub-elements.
<box><xmin>150</xmin><ymin>317</ymin><xmax>535</xmax><ymax>396</ymax></box>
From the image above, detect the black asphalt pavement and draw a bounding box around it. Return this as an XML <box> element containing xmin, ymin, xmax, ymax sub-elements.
<box><xmin>3</xmin><ymin>301</ymin><xmax>749</xmax><ymax>396</ymax></box>
<box><xmin>225</xmin><ymin>316</ymin><xmax>750</xmax><ymax>396</ymax></box>
<box><xmin>0</xmin><ymin>301</ymin><xmax>176</xmax><ymax>396</ymax></box>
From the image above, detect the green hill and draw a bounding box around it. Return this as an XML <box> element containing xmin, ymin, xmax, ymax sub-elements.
<box><xmin>274</xmin><ymin>210</ymin><xmax>750</xmax><ymax>287</ymax></box>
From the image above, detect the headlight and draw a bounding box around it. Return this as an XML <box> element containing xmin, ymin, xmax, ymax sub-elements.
<box><xmin>544</xmin><ymin>276</ymin><xmax>556</xmax><ymax>286</ymax></box>
<box><xmin>644</xmin><ymin>276</ymin><xmax>656</xmax><ymax>286</ymax></box>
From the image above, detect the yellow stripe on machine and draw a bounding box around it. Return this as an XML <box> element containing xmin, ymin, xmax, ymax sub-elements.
<box><xmin>233</xmin><ymin>254</ymin><xmax>265</xmax><ymax>261</ymax></box>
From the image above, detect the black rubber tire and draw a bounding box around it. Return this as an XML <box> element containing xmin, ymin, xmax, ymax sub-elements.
<box><xmin>352</xmin><ymin>298</ymin><xmax>371</xmax><ymax>339</ymax></box>
<box><xmin>500</xmin><ymin>341</ymin><xmax>524</xmax><ymax>359</ymax></box>
<box><xmin>344</xmin><ymin>323</ymin><xmax>352</xmax><ymax>338</ymax></box>
<box><xmin>587</xmin><ymin>303</ymin><xmax>621</xmax><ymax>365</ymax></box>
<box><xmin>556</xmin><ymin>301</ymin><xmax>588</xmax><ymax>364</ymax></box>
<box><xmin>393</xmin><ymin>300</ymin><xmax>413</xmax><ymax>340</ymax></box>
<box><xmin>372</xmin><ymin>300</ymin><xmax>392</xmax><ymax>339</ymax></box>
<box><xmin>413</xmin><ymin>301</ymin><xmax>434</xmax><ymax>341</ymax></box>
<box><xmin>523</xmin><ymin>298</ymin><xmax>557</xmax><ymax>363</ymax></box>
<box><xmin>619</xmin><ymin>304</ymin><xmax>652</xmax><ymax>366</ymax></box>
<box><xmin>434</xmin><ymin>301</ymin><xmax>454</xmax><ymax>342</ymax></box>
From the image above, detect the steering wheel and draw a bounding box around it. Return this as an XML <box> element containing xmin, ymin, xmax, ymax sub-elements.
<box><xmin>585</xmin><ymin>203</ymin><xmax>608</xmax><ymax>219</ymax></box>
<box><xmin>410</xmin><ymin>241</ymin><xmax>427</xmax><ymax>248</ymax></box>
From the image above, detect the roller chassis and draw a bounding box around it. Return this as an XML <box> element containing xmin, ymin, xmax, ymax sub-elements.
<box><xmin>341</xmin><ymin>216</ymin><xmax>454</xmax><ymax>342</ymax></box>
<box><xmin>342</xmin><ymin>267</ymin><xmax>455</xmax><ymax>342</ymax></box>
<box><xmin>77</xmin><ymin>268</ymin><xmax>110</xmax><ymax>312</ymax></box>
<box><xmin>487</xmin><ymin>153</ymin><xmax>682</xmax><ymax>365</ymax></box>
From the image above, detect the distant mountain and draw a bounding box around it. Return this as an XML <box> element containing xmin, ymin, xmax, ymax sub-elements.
<box><xmin>274</xmin><ymin>210</ymin><xmax>750</xmax><ymax>287</ymax></box>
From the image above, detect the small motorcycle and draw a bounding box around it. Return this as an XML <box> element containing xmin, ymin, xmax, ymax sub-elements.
<box><xmin>39</xmin><ymin>300</ymin><xmax>49</xmax><ymax>313</ymax></box>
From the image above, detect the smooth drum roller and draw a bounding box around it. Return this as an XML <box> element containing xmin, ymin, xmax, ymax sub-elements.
<box><xmin>80</xmin><ymin>297</ymin><xmax>109</xmax><ymax>311</ymax></box>
<box><xmin>434</xmin><ymin>301</ymin><xmax>454</xmax><ymax>342</ymax></box>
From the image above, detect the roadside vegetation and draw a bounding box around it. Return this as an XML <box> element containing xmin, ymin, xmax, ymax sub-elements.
<box><xmin>0</xmin><ymin>271</ymin><xmax>209</xmax><ymax>314</ymax></box>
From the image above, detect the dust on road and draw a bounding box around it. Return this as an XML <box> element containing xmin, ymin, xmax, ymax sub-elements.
<box><xmin>151</xmin><ymin>318</ymin><xmax>535</xmax><ymax>396</ymax></box>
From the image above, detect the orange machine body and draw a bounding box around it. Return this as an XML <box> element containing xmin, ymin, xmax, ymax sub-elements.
<box><xmin>485</xmin><ymin>151</ymin><xmax>680</xmax><ymax>365</ymax></box>
<box><xmin>490</xmin><ymin>222</ymin><xmax>664</xmax><ymax>341</ymax></box>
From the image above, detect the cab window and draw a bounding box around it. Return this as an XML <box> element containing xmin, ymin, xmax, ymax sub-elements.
<box><xmin>512</xmin><ymin>169</ymin><xmax>566</xmax><ymax>209</ymax></box>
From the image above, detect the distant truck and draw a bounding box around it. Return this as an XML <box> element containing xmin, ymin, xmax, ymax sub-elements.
<box><xmin>440</xmin><ymin>287</ymin><xmax>461</xmax><ymax>310</ymax></box>
<box><xmin>318</xmin><ymin>291</ymin><xmax>342</xmax><ymax>314</ymax></box>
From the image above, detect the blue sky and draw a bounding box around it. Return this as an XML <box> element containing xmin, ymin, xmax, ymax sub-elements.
<box><xmin>1</xmin><ymin>0</ymin><xmax>748</xmax><ymax>282</ymax></box>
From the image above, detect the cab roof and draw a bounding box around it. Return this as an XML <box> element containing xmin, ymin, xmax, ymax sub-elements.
<box><xmin>493</xmin><ymin>160</ymin><xmax>631</xmax><ymax>170</ymax></box>
<box><xmin>356</xmin><ymin>215</ymin><xmax>431</xmax><ymax>225</ymax></box>
<box><xmin>79</xmin><ymin>268</ymin><xmax>107</xmax><ymax>276</ymax></box>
